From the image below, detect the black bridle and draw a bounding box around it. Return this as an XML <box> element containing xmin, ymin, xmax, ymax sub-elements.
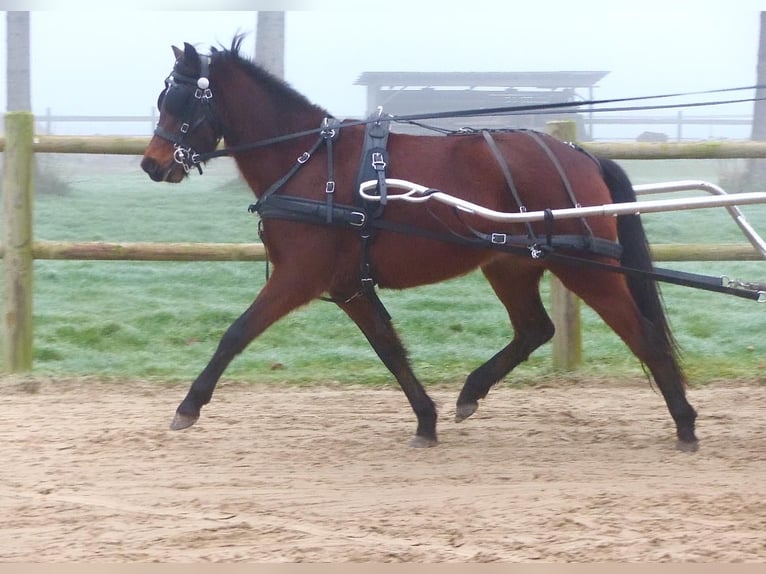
<box><xmin>153</xmin><ymin>55</ymin><xmax>222</xmax><ymax>174</ymax></box>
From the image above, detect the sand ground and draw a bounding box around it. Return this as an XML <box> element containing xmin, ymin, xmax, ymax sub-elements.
<box><xmin>2</xmin><ymin>376</ymin><xmax>765</xmax><ymax>562</ymax></box>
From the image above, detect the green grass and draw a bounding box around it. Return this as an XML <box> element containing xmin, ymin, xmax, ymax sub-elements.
<box><xmin>2</xmin><ymin>154</ymin><xmax>766</xmax><ymax>386</ymax></box>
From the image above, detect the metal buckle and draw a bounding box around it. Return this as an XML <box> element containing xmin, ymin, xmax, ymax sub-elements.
<box><xmin>349</xmin><ymin>211</ymin><xmax>366</xmax><ymax>227</ymax></box>
<box><xmin>529</xmin><ymin>244</ymin><xmax>545</xmax><ymax>259</ymax></box>
<box><xmin>490</xmin><ymin>233</ymin><xmax>507</xmax><ymax>245</ymax></box>
<box><xmin>371</xmin><ymin>152</ymin><xmax>386</xmax><ymax>171</ymax></box>
<box><xmin>194</xmin><ymin>88</ymin><xmax>213</xmax><ymax>101</ymax></box>
<box><xmin>325</xmin><ymin>181</ymin><xmax>335</xmax><ymax>194</ymax></box>
<box><xmin>297</xmin><ymin>152</ymin><xmax>311</xmax><ymax>164</ymax></box>
<box><xmin>321</xmin><ymin>117</ymin><xmax>338</xmax><ymax>139</ymax></box>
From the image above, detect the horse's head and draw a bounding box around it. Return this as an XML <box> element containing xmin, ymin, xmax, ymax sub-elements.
<box><xmin>141</xmin><ymin>42</ymin><xmax>222</xmax><ymax>182</ymax></box>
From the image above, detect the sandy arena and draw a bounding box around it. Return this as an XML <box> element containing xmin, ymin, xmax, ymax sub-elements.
<box><xmin>1</xmin><ymin>376</ymin><xmax>765</xmax><ymax>562</ymax></box>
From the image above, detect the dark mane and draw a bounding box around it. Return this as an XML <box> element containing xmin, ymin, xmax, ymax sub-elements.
<box><xmin>211</xmin><ymin>35</ymin><xmax>327</xmax><ymax>115</ymax></box>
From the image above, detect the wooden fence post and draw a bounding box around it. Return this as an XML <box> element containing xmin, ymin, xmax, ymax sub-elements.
<box><xmin>546</xmin><ymin>120</ymin><xmax>582</xmax><ymax>370</ymax></box>
<box><xmin>2</xmin><ymin>111</ymin><xmax>35</xmax><ymax>372</ymax></box>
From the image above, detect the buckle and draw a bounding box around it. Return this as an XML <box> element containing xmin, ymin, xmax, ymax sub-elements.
<box><xmin>529</xmin><ymin>244</ymin><xmax>545</xmax><ymax>259</ymax></box>
<box><xmin>490</xmin><ymin>233</ymin><xmax>507</xmax><ymax>245</ymax></box>
<box><xmin>349</xmin><ymin>211</ymin><xmax>367</xmax><ymax>227</ymax></box>
<box><xmin>371</xmin><ymin>152</ymin><xmax>387</xmax><ymax>171</ymax></box>
<box><xmin>194</xmin><ymin>87</ymin><xmax>213</xmax><ymax>101</ymax></box>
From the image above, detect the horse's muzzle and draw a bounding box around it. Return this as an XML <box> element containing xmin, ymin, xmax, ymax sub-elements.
<box><xmin>140</xmin><ymin>156</ymin><xmax>184</xmax><ymax>183</ymax></box>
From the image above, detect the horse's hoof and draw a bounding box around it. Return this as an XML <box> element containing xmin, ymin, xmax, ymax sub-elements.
<box><xmin>455</xmin><ymin>402</ymin><xmax>478</xmax><ymax>423</ymax></box>
<box><xmin>410</xmin><ymin>435</ymin><xmax>438</xmax><ymax>448</ymax></box>
<box><xmin>676</xmin><ymin>439</ymin><xmax>699</xmax><ymax>453</ymax></box>
<box><xmin>170</xmin><ymin>412</ymin><xmax>199</xmax><ymax>430</ymax></box>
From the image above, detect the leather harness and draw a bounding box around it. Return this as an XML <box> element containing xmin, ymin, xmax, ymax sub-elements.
<box><xmin>249</xmin><ymin>116</ymin><xmax>625</xmax><ymax>313</ymax></box>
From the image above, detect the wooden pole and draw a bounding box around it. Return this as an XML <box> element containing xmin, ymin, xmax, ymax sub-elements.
<box><xmin>255</xmin><ymin>12</ymin><xmax>285</xmax><ymax>79</ymax></box>
<box><xmin>2</xmin><ymin>112</ymin><xmax>35</xmax><ymax>372</ymax></box>
<box><xmin>2</xmin><ymin>137</ymin><xmax>765</xmax><ymax>160</ymax></box>
<box><xmin>546</xmin><ymin>120</ymin><xmax>582</xmax><ymax>370</ymax></box>
<box><xmin>749</xmin><ymin>12</ymin><xmax>766</xmax><ymax>189</ymax></box>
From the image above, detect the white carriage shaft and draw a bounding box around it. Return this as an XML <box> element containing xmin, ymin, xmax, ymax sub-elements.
<box><xmin>359</xmin><ymin>178</ymin><xmax>766</xmax><ymax>258</ymax></box>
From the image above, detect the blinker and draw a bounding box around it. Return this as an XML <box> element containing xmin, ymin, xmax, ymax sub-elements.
<box><xmin>165</xmin><ymin>87</ymin><xmax>194</xmax><ymax>115</ymax></box>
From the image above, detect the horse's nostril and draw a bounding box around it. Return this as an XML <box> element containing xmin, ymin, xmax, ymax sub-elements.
<box><xmin>140</xmin><ymin>157</ymin><xmax>166</xmax><ymax>182</ymax></box>
<box><xmin>141</xmin><ymin>157</ymin><xmax>157</xmax><ymax>174</ymax></box>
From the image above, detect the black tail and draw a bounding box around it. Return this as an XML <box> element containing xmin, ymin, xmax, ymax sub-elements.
<box><xmin>598</xmin><ymin>157</ymin><xmax>684</xmax><ymax>380</ymax></box>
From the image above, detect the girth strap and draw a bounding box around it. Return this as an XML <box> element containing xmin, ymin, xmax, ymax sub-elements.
<box><xmin>252</xmin><ymin>194</ymin><xmax>367</xmax><ymax>229</ymax></box>
<box><xmin>351</xmin><ymin>110</ymin><xmax>393</xmax><ymax>319</ymax></box>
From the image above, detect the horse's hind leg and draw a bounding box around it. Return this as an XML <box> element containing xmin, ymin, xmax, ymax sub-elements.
<box><xmin>551</xmin><ymin>266</ymin><xmax>698</xmax><ymax>451</ymax></box>
<box><xmin>456</xmin><ymin>259</ymin><xmax>554</xmax><ymax>421</ymax></box>
<box><xmin>337</xmin><ymin>294</ymin><xmax>438</xmax><ymax>447</ymax></box>
<box><xmin>171</xmin><ymin>265</ymin><xmax>323</xmax><ymax>430</ymax></box>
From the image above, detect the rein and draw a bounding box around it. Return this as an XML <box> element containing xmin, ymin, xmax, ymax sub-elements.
<box><xmin>193</xmin><ymin>84</ymin><xmax>766</xmax><ymax>165</ymax></box>
<box><xmin>153</xmin><ymin>62</ymin><xmax>766</xmax><ymax>303</ymax></box>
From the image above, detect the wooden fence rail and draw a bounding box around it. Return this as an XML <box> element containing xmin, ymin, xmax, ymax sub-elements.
<box><xmin>0</xmin><ymin>241</ymin><xmax>756</xmax><ymax>262</ymax></box>
<box><xmin>3</xmin><ymin>115</ymin><xmax>766</xmax><ymax>373</ymax></box>
<box><xmin>5</xmin><ymin>135</ymin><xmax>766</xmax><ymax>159</ymax></box>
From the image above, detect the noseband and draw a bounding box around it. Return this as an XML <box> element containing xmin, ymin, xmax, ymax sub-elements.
<box><xmin>154</xmin><ymin>55</ymin><xmax>221</xmax><ymax>174</ymax></box>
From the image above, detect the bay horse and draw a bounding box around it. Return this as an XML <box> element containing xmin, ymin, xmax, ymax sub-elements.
<box><xmin>141</xmin><ymin>38</ymin><xmax>698</xmax><ymax>451</ymax></box>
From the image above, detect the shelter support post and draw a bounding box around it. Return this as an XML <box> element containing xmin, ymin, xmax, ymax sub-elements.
<box><xmin>546</xmin><ymin>120</ymin><xmax>582</xmax><ymax>370</ymax></box>
<box><xmin>2</xmin><ymin>112</ymin><xmax>35</xmax><ymax>372</ymax></box>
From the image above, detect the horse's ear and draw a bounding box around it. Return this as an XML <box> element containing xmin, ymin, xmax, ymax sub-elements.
<box><xmin>182</xmin><ymin>42</ymin><xmax>201</xmax><ymax>73</ymax></box>
<box><xmin>171</xmin><ymin>43</ymin><xmax>201</xmax><ymax>75</ymax></box>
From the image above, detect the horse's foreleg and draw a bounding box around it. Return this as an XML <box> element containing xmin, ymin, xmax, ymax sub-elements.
<box><xmin>337</xmin><ymin>294</ymin><xmax>438</xmax><ymax>447</ymax></box>
<box><xmin>171</xmin><ymin>269</ymin><xmax>322</xmax><ymax>430</ymax></box>
<box><xmin>457</xmin><ymin>260</ymin><xmax>552</xmax><ymax>421</ymax></box>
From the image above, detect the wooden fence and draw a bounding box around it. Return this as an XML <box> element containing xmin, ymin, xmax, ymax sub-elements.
<box><xmin>2</xmin><ymin>112</ymin><xmax>766</xmax><ymax>373</ymax></box>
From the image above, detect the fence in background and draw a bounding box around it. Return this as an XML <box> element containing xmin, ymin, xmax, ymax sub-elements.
<box><xmin>2</xmin><ymin>112</ymin><xmax>766</xmax><ymax>373</ymax></box>
<box><xmin>0</xmin><ymin>109</ymin><xmax>753</xmax><ymax>140</ymax></box>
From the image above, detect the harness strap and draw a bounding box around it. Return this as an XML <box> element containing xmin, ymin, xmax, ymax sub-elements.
<box><xmin>249</xmin><ymin>134</ymin><xmax>327</xmax><ymax>215</ymax></box>
<box><xmin>321</xmin><ymin>118</ymin><xmax>341</xmax><ymax>224</ymax></box>
<box><xmin>252</xmin><ymin>193</ymin><xmax>764</xmax><ymax>301</ymax></box>
<box><xmin>254</xmin><ymin>193</ymin><xmax>622</xmax><ymax>260</ymax></box>
<box><xmin>545</xmin><ymin>250</ymin><xmax>766</xmax><ymax>302</ymax></box>
<box><xmin>481</xmin><ymin>130</ymin><xmax>534</xmax><ymax>239</ymax></box>
<box><xmin>355</xmin><ymin>110</ymin><xmax>392</xmax><ymax>220</ymax></box>
<box><xmin>349</xmin><ymin>111</ymin><xmax>393</xmax><ymax>318</ymax></box>
<box><xmin>251</xmin><ymin>194</ymin><xmax>367</xmax><ymax>229</ymax></box>
<box><xmin>525</xmin><ymin>130</ymin><xmax>596</xmax><ymax>241</ymax></box>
